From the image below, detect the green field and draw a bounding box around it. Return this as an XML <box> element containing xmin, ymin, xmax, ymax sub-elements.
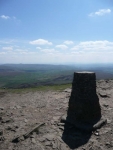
<box><xmin>0</xmin><ymin>64</ymin><xmax>74</xmax><ymax>88</ymax></box>
<box><xmin>0</xmin><ymin>84</ymin><xmax>71</xmax><ymax>94</ymax></box>
<box><xmin>0</xmin><ymin>64</ymin><xmax>113</xmax><ymax>89</ymax></box>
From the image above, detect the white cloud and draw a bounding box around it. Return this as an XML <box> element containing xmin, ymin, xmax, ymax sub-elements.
<box><xmin>63</xmin><ymin>40</ymin><xmax>74</xmax><ymax>45</ymax></box>
<box><xmin>40</xmin><ymin>48</ymin><xmax>59</xmax><ymax>54</ymax></box>
<box><xmin>16</xmin><ymin>49</ymin><xmax>28</xmax><ymax>52</ymax></box>
<box><xmin>0</xmin><ymin>15</ymin><xmax>10</xmax><ymax>19</ymax></box>
<box><xmin>0</xmin><ymin>15</ymin><xmax>20</xmax><ymax>23</ymax></box>
<box><xmin>0</xmin><ymin>52</ymin><xmax>6</xmax><ymax>55</ymax></box>
<box><xmin>71</xmin><ymin>51</ymin><xmax>83</xmax><ymax>55</ymax></box>
<box><xmin>1</xmin><ymin>39</ymin><xmax>113</xmax><ymax>64</ymax></box>
<box><xmin>36</xmin><ymin>47</ymin><xmax>41</xmax><ymax>50</ymax></box>
<box><xmin>89</xmin><ymin>9</ymin><xmax>111</xmax><ymax>17</ymax></box>
<box><xmin>0</xmin><ymin>39</ymin><xmax>17</xmax><ymax>44</ymax></box>
<box><xmin>30</xmin><ymin>39</ymin><xmax>52</xmax><ymax>45</ymax></box>
<box><xmin>71</xmin><ymin>40</ymin><xmax>113</xmax><ymax>53</ymax></box>
<box><xmin>2</xmin><ymin>46</ymin><xmax>13</xmax><ymax>51</ymax></box>
<box><xmin>13</xmin><ymin>16</ymin><xmax>16</xmax><ymax>19</ymax></box>
<box><xmin>56</xmin><ymin>44</ymin><xmax>68</xmax><ymax>50</ymax></box>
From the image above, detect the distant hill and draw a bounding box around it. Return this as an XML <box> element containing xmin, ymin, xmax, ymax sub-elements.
<box><xmin>0</xmin><ymin>64</ymin><xmax>113</xmax><ymax>88</ymax></box>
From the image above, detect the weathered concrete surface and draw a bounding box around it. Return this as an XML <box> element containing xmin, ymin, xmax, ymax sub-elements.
<box><xmin>67</xmin><ymin>72</ymin><xmax>102</xmax><ymax>129</ymax></box>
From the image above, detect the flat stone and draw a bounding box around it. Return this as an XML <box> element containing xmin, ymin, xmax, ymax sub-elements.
<box><xmin>63</xmin><ymin>100</ymin><xmax>68</xmax><ymax>104</ymax></box>
<box><xmin>60</xmin><ymin>115</ymin><xmax>66</xmax><ymax>123</ymax></box>
<box><xmin>1</xmin><ymin>117</ymin><xmax>13</xmax><ymax>123</ymax></box>
<box><xmin>6</xmin><ymin>125</ymin><xmax>16</xmax><ymax>132</ymax></box>
<box><xmin>106</xmin><ymin>142</ymin><xmax>111</xmax><ymax>145</ymax></box>
<box><xmin>94</xmin><ymin>132</ymin><xmax>99</xmax><ymax>136</ymax></box>
<box><xmin>99</xmin><ymin>92</ymin><xmax>108</xmax><ymax>98</ymax></box>
<box><xmin>16</xmin><ymin>105</ymin><xmax>22</xmax><ymax>109</ymax></box>
<box><xmin>52</xmin><ymin>141</ymin><xmax>57</xmax><ymax>149</ymax></box>
<box><xmin>105</xmin><ymin>142</ymin><xmax>112</xmax><ymax>148</ymax></box>
<box><xmin>64</xmin><ymin>88</ymin><xmax>71</xmax><ymax>93</ymax></box>
<box><xmin>0</xmin><ymin>107</ymin><xmax>4</xmax><ymax>110</ymax></box>
<box><xmin>103</xmin><ymin>104</ymin><xmax>109</xmax><ymax>107</ymax></box>
<box><xmin>55</xmin><ymin>112</ymin><xmax>62</xmax><ymax>116</ymax></box>
<box><xmin>107</xmin><ymin>119</ymin><xmax>112</xmax><ymax>124</ymax></box>
<box><xmin>53</xmin><ymin>116</ymin><xmax>60</xmax><ymax>121</ymax></box>
<box><xmin>39</xmin><ymin>137</ymin><xmax>46</xmax><ymax>142</ymax></box>
<box><xmin>19</xmin><ymin>136</ymin><xmax>24</xmax><ymax>141</ymax></box>
<box><xmin>43</xmin><ymin>134</ymin><xmax>55</xmax><ymax>141</ymax></box>
<box><xmin>57</xmin><ymin>123</ymin><xmax>65</xmax><ymax>126</ymax></box>
<box><xmin>31</xmin><ymin>138</ymin><xmax>36</xmax><ymax>144</ymax></box>
<box><xmin>45</xmin><ymin>141</ymin><xmax>51</xmax><ymax>146</ymax></box>
<box><xmin>24</xmin><ymin>119</ymin><xmax>28</xmax><ymax>123</ymax></box>
<box><xmin>30</xmin><ymin>134</ymin><xmax>35</xmax><ymax>138</ymax></box>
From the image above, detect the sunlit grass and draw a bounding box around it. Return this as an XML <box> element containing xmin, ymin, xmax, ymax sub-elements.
<box><xmin>0</xmin><ymin>84</ymin><xmax>72</xmax><ymax>94</ymax></box>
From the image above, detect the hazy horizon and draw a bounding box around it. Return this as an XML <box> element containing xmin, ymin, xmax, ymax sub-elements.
<box><xmin>1</xmin><ymin>62</ymin><xmax>113</xmax><ymax>66</ymax></box>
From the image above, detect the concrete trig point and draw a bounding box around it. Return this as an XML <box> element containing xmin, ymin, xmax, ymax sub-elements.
<box><xmin>66</xmin><ymin>72</ymin><xmax>106</xmax><ymax>131</ymax></box>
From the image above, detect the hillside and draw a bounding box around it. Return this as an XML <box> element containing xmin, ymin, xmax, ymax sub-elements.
<box><xmin>0</xmin><ymin>64</ymin><xmax>113</xmax><ymax>89</ymax></box>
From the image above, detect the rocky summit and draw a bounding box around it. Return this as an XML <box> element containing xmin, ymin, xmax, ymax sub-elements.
<box><xmin>0</xmin><ymin>78</ymin><xmax>113</xmax><ymax>150</ymax></box>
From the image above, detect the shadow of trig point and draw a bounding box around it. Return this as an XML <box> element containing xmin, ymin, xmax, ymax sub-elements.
<box><xmin>62</xmin><ymin>72</ymin><xmax>107</xmax><ymax>131</ymax></box>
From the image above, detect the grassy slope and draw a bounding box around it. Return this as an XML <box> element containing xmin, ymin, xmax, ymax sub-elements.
<box><xmin>0</xmin><ymin>64</ymin><xmax>74</xmax><ymax>88</ymax></box>
<box><xmin>0</xmin><ymin>70</ymin><xmax>73</xmax><ymax>88</ymax></box>
<box><xmin>0</xmin><ymin>84</ymin><xmax>72</xmax><ymax>94</ymax></box>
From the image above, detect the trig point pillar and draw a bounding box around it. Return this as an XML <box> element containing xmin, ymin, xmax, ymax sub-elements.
<box><xmin>67</xmin><ymin>72</ymin><xmax>102</xmax><ymax>129</ymax></box>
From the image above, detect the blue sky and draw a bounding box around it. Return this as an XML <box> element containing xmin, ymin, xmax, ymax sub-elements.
<box><xmin>0</xmin><ymin>0</ymin><xmax>113</xmax><ymax>64</ymax></box>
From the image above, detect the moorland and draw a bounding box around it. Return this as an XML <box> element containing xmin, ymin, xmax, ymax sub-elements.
<box><xmin>0</xmin><ymin>63</ymin><xmax>113</xmax><ymax>89</ymax></box>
